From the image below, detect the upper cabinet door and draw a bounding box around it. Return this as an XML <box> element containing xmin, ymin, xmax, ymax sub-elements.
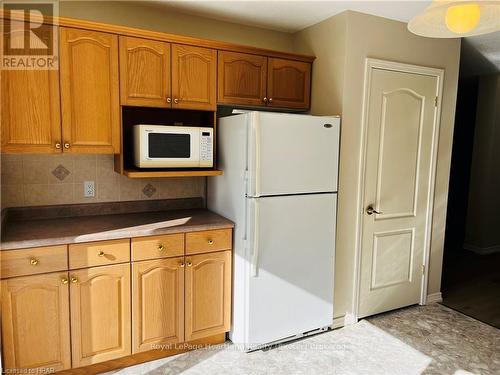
<box><xmin>217</xmin><ymin>51</ymin><xmax>267</xmax><ymax>106</ymax></box>
<box><xmin>60</xmin><ymin>28</ymin><xmax>120</xmax><ymax>154</ymax></box>
<box><xmin>119</xmin><ymin>36</ymin><xmax>171</xmax><ymax>108</ymax></box>
<box><xmin>267</xmin><ymin>58</ymin><xmax>311</xmax><ymax>110</ymax></box>
<box><xmin>171</xmin><ymin>44</ymin><xmax>217</xmax><ymax>111</ymax></box>
<box><xmin>1</xmin><ymin>69</ymin><xmax>61</xmax><ymax>153</ymax></box>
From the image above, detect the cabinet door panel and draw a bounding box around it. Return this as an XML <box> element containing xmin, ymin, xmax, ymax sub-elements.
<box><xmin>60</xmin><ymin>28</ymin><xmax>120</xmax><ymax>153</ymax></box>
<box><xmin>70</xmin><ymin>264</ymin><xmax>131</xmax><ymax>367</ymax></box>
<box><xmin>217</xmin><ymin>51</ymin><xmax>267</xmax><ymax>106</ymax></box>
<box><xmin>185</xmin><ymin>250</ymin><xmax>231</xmax><ymax>341</ymax></box>
<box><xmin>267</xmin><ymin>58</ymin><xmax>311</xmax><ymax>109</ymax></box>
<box><xmin>132</xmin><ymin>257</ymin><xmax>184</xmax><ymax>353</ymax></box>
<box><xmin>1</xmin><ymin>272</ymin><xmax>71</xmax><ymax>371</ymax></box>
<box><xmin>171</xmin><ymin>44</ymin><xmax>216</xmax><ymax>110</ymax></box>
<box><xmin>120</xmin><ymin>36</ymin><xmax>171</xmax><ymax>107</ymax></box>
<box><xmin>1</xmin><ymin>69</ymin><xmax>61</xmax><ymax>153</ymax></box>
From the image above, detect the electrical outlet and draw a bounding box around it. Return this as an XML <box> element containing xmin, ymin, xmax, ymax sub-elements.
<box><xmin>84</xmin><ymin>181</ymin><xmax>95</xmax><ymax>197</ymax></box>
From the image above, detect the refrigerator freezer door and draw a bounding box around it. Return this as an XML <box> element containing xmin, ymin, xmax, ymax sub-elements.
<box><xmin>245</xmin><ymin>193</ymin><xmax>336</xmax><ymax>347</ymax></box>
<box><xmin>247</xmin><ymin>112</ymin><xmax>340</xmax><ymax>197</ymax></box>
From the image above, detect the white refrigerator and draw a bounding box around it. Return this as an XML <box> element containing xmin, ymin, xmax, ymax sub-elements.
<box><xmin>208</xmin><ymin>111</ymin><xmax>340</xmax><ymax>350</ymax></box>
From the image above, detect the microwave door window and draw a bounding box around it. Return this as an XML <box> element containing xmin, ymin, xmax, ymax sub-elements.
<box><xmin>148</xmin><ymin>133</ymin><xmax>191</xmax><ymax>158</ymax></box>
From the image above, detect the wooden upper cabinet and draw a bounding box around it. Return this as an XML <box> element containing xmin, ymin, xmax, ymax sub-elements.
<box><xmin>1</xmin><ymin>69</ymin><xmax>61</xmax><ymax>153</ymax></box>
<box><xmin>132</xmin><ymin>257</ymin><xmax>184</xmax><ymax>353</ymax></box>
<box><xmin>171</xmin><ymin>44</ymin><xmax>217</xmax><ymax>111</ymax></box>
<box><xmin>60</xmin><ymin>28</ymin><xmax>120</xmax><ymax>154</ymax></box>
<box><xmin>185</xmin><ymin>250</ymin><xmax>231</xmax><ymax>341</ymax></box>
<box><xmin>120</xmin><ymin>36</ymin><xmax>171</xmax><ymax>107</ymax></box>
<box><xmin>70</xmin><ymin>264</ymin><xmax>131</xmax><ymax>367</ymax></box>
<box><xmin>267</xmin><ymin>58</ymin><xmax>311</xmax><ymax>109</ymax></box>
<box><xmin>217</xmin><ymin>51</ymin><xmax>267</xmax><ymax>106</ymax></box>
<box><xmin>1</xmin><ymin>272</ymin><xmax>71</xmax><ymax>372</ymax></box>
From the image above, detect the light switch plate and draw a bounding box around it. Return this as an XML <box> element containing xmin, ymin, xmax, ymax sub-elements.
<box><xmin>84</xmin><ymin>181</ymin><xmax>95</xmax><ymax>197</ymax></box>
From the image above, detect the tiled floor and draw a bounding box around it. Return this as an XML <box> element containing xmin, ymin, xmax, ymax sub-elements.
<box><xmin>105</xmin><ymin>304</ymin><xmax>500</xmax><ymax>375</ymax></box>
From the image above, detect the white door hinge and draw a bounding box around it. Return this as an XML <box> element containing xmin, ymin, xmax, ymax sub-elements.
<box><xmin>434</xmin><ymin>96</ymin><xmax>438</xmax><ymax>107</ymax></box>
<box><xmin>421</xmin><ymin>265</ymin><xmax>425</xmax><ymax>275</ymax></box>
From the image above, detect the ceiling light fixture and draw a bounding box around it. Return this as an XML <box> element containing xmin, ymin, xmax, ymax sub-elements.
<box><xmin>408</xmin><ymin>0</ymin><xmax>500</xmax><ymax>38</ymax></box>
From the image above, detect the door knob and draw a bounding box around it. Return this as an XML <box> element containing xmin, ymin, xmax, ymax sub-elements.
<box><xmin>166</xmin><ymin>97</ymin><xmax>172</xmax><ymax>103</ymax></box>
<box><xmin>64</xmin><ymin>143</ymin><xmax>70</xmax><ymax>149</ymax></box>
<box><xmin>173</xmin><ymin>98</ymin><xmax>179</xmax><ymax>104</ymax></box>
<box><xmin>366</xmin><ymin>206</ymin><xmax>382</xmax><ymax>215</ymax></box>
<box><xmin>55</xmin><ymin>142</ymin><xmax>62</xmax><ymax>149</ymax></box>
<box><xmin>263</xmin><ymin>97</ymin><xmax>268</xmax><ymax>103</ymax></box>
<box><xmin>268</xmin><ymin>98</ymin><xmax>273</xmax><ymax>103</ymax></box>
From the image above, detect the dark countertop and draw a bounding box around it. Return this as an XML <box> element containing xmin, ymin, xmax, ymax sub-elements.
<box><xmin>1</xmin><ymin>199</ymin><xmax>234</xmax><ymax>251</ymax></box>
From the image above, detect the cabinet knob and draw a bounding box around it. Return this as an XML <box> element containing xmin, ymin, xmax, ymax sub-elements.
<box><xmin>70</xmin><ymin>276</ymin><xmax>78</xmax><ymax>284</ymax></box>
<box><xmin>30</xmin><ymin>258</ymin><xmax>39</xmax><ymax>266</ymax></box>
<box><xmin>97</xmin><ymin>250</ymin><xmax>105</xmax><ymax>257</ymax></box>
<box><xmin>208</xmin><ymin>239</ymin><xmax>214</xmax><ymax>245</ymax></box>
<box><xmin>186</xmin><ymin>261</ymin><xmax>192</xmax><ymax>267</ymax></box>
<box><xmin>55</xmin><ymin>142</ymin><xmax>62</xmax><ymax>149</ymax></box>
<box><xmin>179</xmin><ymin>262</ymin><xmax>185</xmax><ymax>268</ymax></box>
<box><xmin>166</xmin><ymin>97</ymin><xmax>172</xmax><ymax>103</ymax></box>
<box><xmin>61</xmin><ymin>277</ymin><xmax>69</xmax><ymax>285</ymax></box>
<box><xmin>64</xmin><ymin>143</ymin><xmax>70</xmax><ymax>149</ymax></box>
<box><xmin>263</xmin><ymin>97</ymin><xmax>268</xmax><ymax>103</ymax></box>
<box><xmin>173</xmin><ymin>98</ymin><xmax>179</xmax><ymax>104</ymax></box>
<box><xmin>157</xmin><ymin>244</ymin><xmax>165</xmax><ymax>251</ymax></box>
<box><xmin>268</xmin><ymin>98</ymin><xmax>273</xmax><ymax>103</ymax></box>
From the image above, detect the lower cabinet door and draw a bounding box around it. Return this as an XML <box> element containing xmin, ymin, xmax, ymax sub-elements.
<box><xmin>70</xmin><ymin>263</ymin><xmax>131</xmax><ymax>367</ymax></box>
<box><xmin>1</xmin><ymin>272</ymin><xmax>71</xmax><ymax>372</ymax></box>
<box><xmin>132</xmin><ymin>257</ymin><xmax>185</xmax><ymax>353</ymax></box>
<box><xmin>185</xmin><ymin>250</ymin><xmax>231</xmax><ymax>341</ymax></box>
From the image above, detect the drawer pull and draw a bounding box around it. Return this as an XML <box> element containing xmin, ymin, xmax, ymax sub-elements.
<box><xmin>98</xmin><ymin>251</ymin><xmax>105</xmax><ymax>257</ymax></box>
<box><xmin>30</xmin><ymin>258</ymin><xmax>39</xmax><ymax>266</ymax></box>
<box><xmin>208</xmin><ymin>239</ymin><xmax>214</xmax><ymax>245</ymax></box>
<box><xmin>157</xmin><ymin>244</ymin><xmax>165</xmax><ymax>251</ymax></box>
<box><xmin>186</xmin><ymin>261</ymin><xmax>193</xmax><ymax>267</ymax></box>
<box><xmin>61</xmin><ymin>277</ymin><xmax>69</xmax><ymax>285</ymax></box>
<box><xmin>70</xmin><ymin>276</ymin><xmax>78</xmax><ymax>284</ymax></box>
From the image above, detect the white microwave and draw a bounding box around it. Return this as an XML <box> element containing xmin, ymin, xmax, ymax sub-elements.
<box><xmin>133</xmin><ymin>125</ymin><xmax>213</xmax><ymax>168</ymax></box>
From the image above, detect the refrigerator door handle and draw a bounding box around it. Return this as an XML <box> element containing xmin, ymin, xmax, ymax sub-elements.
<box><xmin>251</xmin><ymin>199</ymin><xmax>260</xmax><ymax>277</ymax></box>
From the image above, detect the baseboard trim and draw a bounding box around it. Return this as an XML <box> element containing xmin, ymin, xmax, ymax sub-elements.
<box><xmin>331</xmin><ymin>316</ymin><xmax>345</xmax><ymax>329</ymax></box>
<box><xmin>464</xmin><ymin>243</ymin><xmax>500</xmax><ymax>255</ymax></box>
<box><xmin>426</xmin><ymin>292</ymin><xmax>443</xmax><ymax>304</ymax></box>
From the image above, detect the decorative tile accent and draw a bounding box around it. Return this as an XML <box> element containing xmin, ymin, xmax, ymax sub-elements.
<box><xmin>52</xmin><ymin>165</ymin><xmax>71</xmax><ymax>181</ymax></box>
<box><xmin>142</xmin><ymin>183</ymin><xmax>157</xmax><ymax>198</ymax></box>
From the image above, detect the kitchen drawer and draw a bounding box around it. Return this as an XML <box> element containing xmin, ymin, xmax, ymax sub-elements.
<box><xmin>131</xmin><ymin>234</ymin><xmax>184</xmax><ymax>261</ymax></box>
<box><xmin>0</xmin><ymin>245</ymin><xmax>68</xmax><ymax>279</ymax></box>
<box><xmin>185</xmin><ymin>229</ymin><xmax>232</xmax><ymax>255</ymax></box>
<box><xmin>69</xmin><ymin>239</ymin><xmax>130</xmax><ymax>269</ymax></box>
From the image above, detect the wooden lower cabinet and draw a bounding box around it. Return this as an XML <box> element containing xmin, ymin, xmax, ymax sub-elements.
<box><xmin>69</xmin><ymin>263</ymin><xmax>131</xmax><ymax>367</ymax></box>
<box><xmin>132</xmin><ymin>257</ymin><xmax>184</xmax><ymax>353</ymax></box>
<box><xmin>185</xmin><ymin>250</ymin><xmax>232</xmax><ymax>341</ymax></box>
<box><xmin>1</xmin><ymin>272</ymin><xmax>71</xmax><ymax>372</ymax></box>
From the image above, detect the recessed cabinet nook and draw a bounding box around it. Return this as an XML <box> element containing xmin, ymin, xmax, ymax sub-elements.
<box><xmin>0</xmin><ymin>14</ymin><xmax>314</xmax><ymax>178</ymax></box>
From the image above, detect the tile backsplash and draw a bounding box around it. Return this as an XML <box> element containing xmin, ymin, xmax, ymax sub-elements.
<box><xmin>0</xmin><ymin>154</ymin><xmax>205</xmax><ymax>209</ymax></box>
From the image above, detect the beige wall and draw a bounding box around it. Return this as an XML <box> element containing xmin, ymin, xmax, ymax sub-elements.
<box><xmin>0</xmin><ymin>154</ymin><xmax>204</xmax><ymax>209</ymax></box>
<box><xmin>294</xmin><ymin>11</ymin><xmax>460</xmax><ymax>320</ymax></box>
<box><xmin>59</xmin><ymin>1</ymin><xmax>294</xmax><ymax>52</ymax></box>
<box><xmin>465</xmin><ymin>74</ymin><xmax>500</xmax><ymax>252</ymax></box>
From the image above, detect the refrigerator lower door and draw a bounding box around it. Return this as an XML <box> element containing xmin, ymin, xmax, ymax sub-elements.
<box><xmin>245</xmin><ymin>193</ymin><xmax>336</xmax><ymax>348</ymax></box>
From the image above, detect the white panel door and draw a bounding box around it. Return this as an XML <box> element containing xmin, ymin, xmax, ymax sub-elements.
<box><xmin>247</xmin><ymin>112</ymin><xmax>340</xmax><ymax>197</ymax></box>
<box><xmin>246</xmin><ymin>193</ymin><xmax>336</xmax><ymax>347</ymax></box>
<box><xmin>358</xmin><ymin>67</ymin><xmax>439</xmax><ymax>318</ymax></box>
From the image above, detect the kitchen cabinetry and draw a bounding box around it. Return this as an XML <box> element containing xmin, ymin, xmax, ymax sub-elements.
<box><xmin>1</xmin><ymin>272</ymin><xmax>71</xmax><ymax>371</ymax></box>
<box><xmin>132</xmin><ymin>257</ymin><xmax>185</xmax><ymax>353</ymax></box>
<box><xmin>185</xmin><ymin>250</ymin><xmax>232</xmax><ymax>341</ymax></box>
<box><xmin>119</xmin><ymin>36</ymin><xmax>171</xmax><ymax>107</ymax></box>
<box><xmin>267</xmin><ymin>58</ymin><xmax>311</xmax><ymax>109</ymax></box>
<box><xmin>60</xmin><ymin>27</ymin><xmax>120</xmax><ymax>154</ymax></box>
<box><xmin>70</xmin><ymin>263</ymin><xmax>131</xmax><ymax>367</ymax></box>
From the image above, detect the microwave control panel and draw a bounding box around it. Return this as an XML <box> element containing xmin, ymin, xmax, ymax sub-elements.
<box><xmin>200</xmin><ymin>130</ymin><xmax>214</xmax><ymax>167</ymax></box>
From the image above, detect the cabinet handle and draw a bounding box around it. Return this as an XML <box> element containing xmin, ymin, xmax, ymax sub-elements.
<box><xmin>70</xmin><ymin>276</ymin><xmax>78</xmax><ymax>284</ymax></box>
<box><xmin>30</xmin><ymin>258</ymin><xmax>39</xmax><ymax>266</ymax></box>
<box><xmin>186</xmin><ymin>261</ymin><xmax>192</xmax><ymax>267</ymax></box>
<box><xmin>268</xmin><ymin>98</ymin><xmax>273</xmax><ymax>103</ymax></box>
<box><xmin>208</xmin><ymin>239</ymin><xmax>214</xmax><ymax>245</ymax></box>
<box><xmin>97</xmin><ymin>250</ymin><xmax>105</xmax><ymax>257</ymax></box>
<box><xmin>173</xmin><ymin>98</ymin><xmax>179</xmax><ymax>104</ymax></box>
<box><xmin>166</xmin><ymin>97</ymin><xmax>172</xmax><ymax>103</ymax></box>
<box><xmin>157</xmin><ymin>244</ymin><xmax>164</xmax><ymax>251</ymax></box>
<box><xmin>179</xmin><ymin>262</ymin><xmax>185</xmax><ymax>268</ymax></box>
<box><xmin>263</xmin><ymin>97</ymin><xmax>268</xmax><ymax>103</ymax></box>
<box><xmin>64</xmin><ymin>143</ymin><xmax>70</xmax><ymax>149</ymax></box>
<box><xmin>55</xmin><ymin>142</ymin><xmax>62</xmax><ymax>149</ymax></box>
<box><xmin>61</xmin><ymin>277</ymin><xmax>69</xmax><ymax>285</ymax></box>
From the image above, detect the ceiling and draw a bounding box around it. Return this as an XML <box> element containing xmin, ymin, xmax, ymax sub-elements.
<box><xmin>149</xmin><ymin>1</ymin><xmax>431</xmax><ymax>33</ymax></box>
